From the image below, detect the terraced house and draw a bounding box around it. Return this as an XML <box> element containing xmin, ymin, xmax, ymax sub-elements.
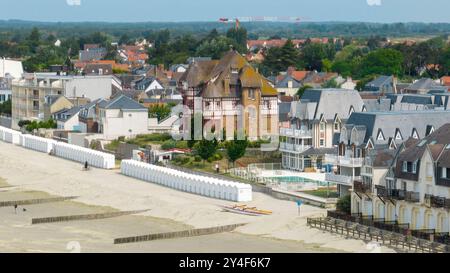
<box><xmin>333</xmin><ymin>110</ymin><xmax>450</xmax><ymax>196</ymax></box>
<box><xmin>280</xmin><ymin>89</ymin><xmax>364</xmax><ymax>172</ymax></box>
<box><xmin>179</xmin><ymin>50</ymin><xmax>278</xmax><ymax>140</ymax></box>
<box><xmin>351</xmin><ymin>124</ymin><xmax>450</xmax><ymax>242</ymax></box>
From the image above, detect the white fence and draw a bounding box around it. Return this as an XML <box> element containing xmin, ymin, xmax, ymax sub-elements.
<box><xmin>54</xmin><ymin>142</ymin><xmax>115</xmax><ymax>169</ymax></box>
<box><xmin>0</xmin><ymin>125</ymin><xmax>115</xmax><ymax>169</ymax></box>
<box><xmin>121</xmin><ymin>160</ymin><xmax>252</xmax><ymax>202</ymax></box>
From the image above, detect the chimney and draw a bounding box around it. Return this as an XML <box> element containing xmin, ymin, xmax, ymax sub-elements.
<box><xmin>224</xmin><ymin>75</ymin><xmax>230</xmax><ymax>95</ymax></box>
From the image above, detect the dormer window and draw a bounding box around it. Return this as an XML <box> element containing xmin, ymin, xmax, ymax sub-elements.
<box><xmin>248</xmin><ymin>89</ymin><xmax>255</xmax><ymax>100</ymax></box>
<box><xmin>412</xmin><ymin>161</ymin><xmax>417</xmax><ymax>174</ymax></box>
<box><xmin>334</xmin><ymin>122</ymin><xmax>340</xmax><ymax>131</ymax></box>
<box><xmin>402</xmin><ymin>161</ymin><xmax>408</xmax><ymax>172</ymax></box>
<box><xmin>377</xmin><ymin>129</ymin><xmax>385</xmax><ymax>141</ymax></box>
<box><xmin>395</xmin><ymin>129</ymin><xmax>402</xmax><ymax>140</ymax></box>
<box><xmin>412</xmin><ymin>128</ymin><xmax>419</xmax><ymax>139</ymax></box>
<box><xmin>349</xmin><ymin>106</ymin><xmax>354</xmax><ymax>115</ymax></box>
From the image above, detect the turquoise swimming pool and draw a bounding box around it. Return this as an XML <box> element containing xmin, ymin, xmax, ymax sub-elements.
<box><xmin>268</xmin><ymin>176</ymin><xmax>335</xmax><ymax>187</ymax></box>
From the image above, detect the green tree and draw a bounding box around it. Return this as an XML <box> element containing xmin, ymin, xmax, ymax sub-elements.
<box><xmin>440</xmin><ymin>46</ymin><xmax>450</xmax><ymax>76</ymax></box>
<box><xmin>322</xmin><ymin>78</ymin><xmax>340</xmax><ymax>88</ymax></box>
<box><xmin>336</xmin><ymin>195</ymin><xmax>351</xmax><ymax>214</ymax></box>
<box><xmin>226</xmin><ymin>27</ymin><xmax>247</xmax><ymax>52</ymax></box>
<box><xmin>196</xmin><ymin>139</ymin><xmax>218</xmax><ymax>162</ymax></box>
<box><xmin>195</xmin><ymin>36</ymin><xmax>237</xmax><ymax>59</ymax></box>
<box><xmin>296</xmin><ymin>84</ymin><xmax>312</xmax><ymax>98</ymax></box>
<box><xmin>358</xmin><ymin>48</ymin><xmax>404</xmax><ymax>78</ymax></box>
<box><xmin>0</xmin><ymin>99</ymin><xmax>11</xmax><ymax>115</ymax></box>
<box><xmin>28</xmin><ymin>27</ymin><xmax>41</xmax><ymax>53</ymax></box>
<box><xmin>226</xmin><ymin>135</ymin><xmax>248</xmax><ymax>167</ymax></box>
<box><xmin>301</xmin><ymin>42</ymin><xmax>336</xmax><ymax>71</ymax></box>
<box><xmin>148</xmin><ymin>104</ymin><xmax>171</xmax><ymax>122</ymax></box>
<box><xmin>261</xmin><ymin>39</ymin><xmax>301</xmax><ymax>75</ymax></box>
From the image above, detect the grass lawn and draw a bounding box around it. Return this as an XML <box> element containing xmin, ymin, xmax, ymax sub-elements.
<box><xmin>105</xmin><ymin>133</ymin><xmax>188</xmax><ymax>151</ymax></box>
<box><xmin>301</xmin><ymin>188</ymin><xmax>339</xmax><ymax>199</ymax></box>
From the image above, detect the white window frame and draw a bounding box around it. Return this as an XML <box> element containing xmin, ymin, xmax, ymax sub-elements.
<box><xmin>402</xmin><ymin>161</ymin><xmax>408</xmax><ymax>172</ymax></box>
<box><xmin>412</xmin><ymin>161</ymin><xmax>417</xmax><ymax>174</ymax></box>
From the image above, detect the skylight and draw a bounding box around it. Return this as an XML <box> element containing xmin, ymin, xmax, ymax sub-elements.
<box><xmin>417</xmin><ymin>140</ymin><xmax>427</xmax><ymax>147</ymax></box>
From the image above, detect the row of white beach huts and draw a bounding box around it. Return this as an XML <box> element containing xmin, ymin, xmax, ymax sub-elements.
<box><xmin>121</xmin><ymin>160</ymin><xmax>252</xmax><ymax>202</ymax></box>
<box><xmin>0</xmin><ymin>126</ymin><xmax>115</xmax><ymax>169</ymax></box>
<box><xmin>0</xmin><ymin>126</ymin><xmax>253</xmax><ymax>201</ymax></box>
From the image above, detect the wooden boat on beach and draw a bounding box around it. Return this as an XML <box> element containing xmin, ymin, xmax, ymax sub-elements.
<box><xmin>221</xmin><ymin>204</ymin><xmax>272</xmax><ymax>216</ymax></box>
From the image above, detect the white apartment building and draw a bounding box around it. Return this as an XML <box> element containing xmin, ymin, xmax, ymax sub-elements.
<box><xmin>351</xmin><ymin>123</ymin><xmax>450</xmax><ymax>242</ymax></box>
<box><xmin>96</xmin><ymin>95</ymin><xmax>149</xmax><ymax>140</ymax></box>
<box><xmin>332</xmin><ymin>110</ymin><xmax>450</xmax><ymax>197</ymax></box>
<box><xmin>11</xmin><ymin>74</ymin><xmax>116</xmax><ymax>129</ymax></box>
<box><xmin>280</xmin><ymin>89</ymin><xmax>364</xmax><ymax>172</ymax></box>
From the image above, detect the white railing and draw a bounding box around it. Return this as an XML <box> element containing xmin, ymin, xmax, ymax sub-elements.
<box><xmin>279</xmin><ymin>142</ymin><xmax>311</xmax><ymax>153</ymax></box>
<box><xmin>325</xmin><ymin>173</ymin><xmax>361</xmax><ymax>186</ymax></box>
<box><xmin>279</xmin><ymin>127</ymin><xmax>312</xmax><ymax>138</ymax></box>
<box><xmin>324</xmin><ymin>155</ymin><xmax>364</xmax><ymax>166</ymax></box>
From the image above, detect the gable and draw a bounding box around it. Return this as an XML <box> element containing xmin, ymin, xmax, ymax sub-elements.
<box><xmin>377</xmin><ymin>129</ymin><xmax>385</xmax><ymax>141</ymax></box>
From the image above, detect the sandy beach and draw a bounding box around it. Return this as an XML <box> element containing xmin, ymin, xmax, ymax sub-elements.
<box><xmin>0</xmin><ymin>141</ymin><xmax>396</xmax><ymax>253</ymax></box>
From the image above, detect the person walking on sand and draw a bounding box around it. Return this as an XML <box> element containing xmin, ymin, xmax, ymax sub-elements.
<box><xmin>215</xmin><ymin>163</ymin><xmax>220</xmax><ymax>173</ymax></box>
<box><xmin>84</xmin><ymin>161</ymin><xmax>89</xmax><ymax>170</ymax></box>
<box><xmin>14</xmin><ymin>204</ymin><xmax>17</xmax><ymax>214</ymax></box>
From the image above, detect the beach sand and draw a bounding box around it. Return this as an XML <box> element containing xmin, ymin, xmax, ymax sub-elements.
<box><xmin>0</xmin><ymin>142</ymin><xmax>396</xmax><ymax>253</ymax></box>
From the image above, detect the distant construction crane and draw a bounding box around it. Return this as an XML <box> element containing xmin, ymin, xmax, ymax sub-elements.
<box><xmin>218</xmin><ymin>16</ymin><xmax>310</xmax><ymax>28</ymax></box>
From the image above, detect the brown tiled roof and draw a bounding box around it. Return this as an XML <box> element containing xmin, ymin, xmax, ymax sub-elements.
<box><xmin>290</xmin><ymin>71</ymin><xmax>310</xmax><ymax>81</ymax></box>
<box><xmin>181</xmin><ymin>50</ymin><xmax>277</xmax><ymax>98</ymax></box>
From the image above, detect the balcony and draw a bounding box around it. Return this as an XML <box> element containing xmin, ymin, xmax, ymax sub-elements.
<box><xmin>425</xmin><ymin>194</ymin><xmax>450</xmax><ymax>209</ymax></box>
<box><xmin>279</xmin><ymin>142</ymin><xmax>311</xmax><ymax>153</ymax></box>
<box><xmin>376</xmin><ymin>186</ymin><xmax>420</xmax><ymax>203</ymax></box>
<box><xmin>325</xmin><ymin>173</ymin><xmax>360</xmax><ymax>186</ymax></box>
<box><xmin>279</xmin><ymin>127</ymin><xmax>312</xmax><ymax>138</ymax></box>
<box><xmin>353</xmin><ymin>180</ymin><xmax>372</xmax><ymax>194</ymax></box>
<box><xmin>404</xmin><ymin>191</ymin><xmax>420</xmax><ymax>203</ymax></box>
<box><xmin>324</xmin><ymin>155</ymin><xmax>364</xmax><ymax>167</ymax></box>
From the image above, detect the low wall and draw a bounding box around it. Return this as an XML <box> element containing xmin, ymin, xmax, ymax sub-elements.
<box><xmin>31</xmin><ymin>209</ymin><xmax>150</xmax><ymax>224</ymax></box>
<box><xmin>121</xmin><ymin>160</ymin><xmax>252</xmax><ymax>202</ymax></box>
<box><xmin>114</xmin><ymin>223</ymin><xmax>246</xmax><ymax>244</ymax></box>
<box><xmin>0</xmin><ymin>196</ymin><xmax>78</xmax><ymax>207</ymax></box>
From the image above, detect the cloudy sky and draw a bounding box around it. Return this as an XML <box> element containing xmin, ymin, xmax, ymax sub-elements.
<box><xmin>1</xmin><ymin>0</ymin><xmax>449</xmax><ymax>23</ymax></box>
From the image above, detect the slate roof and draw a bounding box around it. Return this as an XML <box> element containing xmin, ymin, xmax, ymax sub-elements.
<box><xmin>292</xmin><ymin>89</ymin><xmax>364</xmax><ymax>121</ymax></box>
<box><xmin>103</xmin><ymin>95</ymin><xmax>147</xmax><ymax>111</ymax></box>
<box><xmin>363</xmin><ymin>98</ymin><xmax>391</xmax><ymax>112</ymax></box>
<box><xmin>364</xmin><ymin>76</ymin><xmax>393</xmax><ymax>90</ymax></box>
<box><xmin>395</xmin><ymin>123</ymin><xmax>450</xmax><ymax>180</ymax></box>
<box><xmin>301</xmin><ymin>147</ymin><xmax>337</xmax><ymax>156</ymax></box>
<box><xmin>53</xmin><ymin>106</ymin><xmax>82</xmax><ymax>122</ymax></box>
<box><xmin>278</xmin><ymin>102</ymin><xmax>292</xmax><ymax>122</ymax></box>
<box><xmin>275</xmin><ymin>74</ymin><xmax>302</xmax><ymax>88</ymax></box>
<box><xmin>366</xmin><ymin>148</ymin><xmax>397</xmax><ymax>168</ymax></box>
<box><xmin>343</xmin><ymin>111</ymin><xmax>450</xmax><ymax>147</ymax></box>
<box><xmin>405</xmin><ymin>78</ymin><xmax>447</xmax><ymax>93</ymax></box>
<box><xmin>45</xmin><ymin>94</ymin><xmax>63</xmax><ymax>105</ymax></box>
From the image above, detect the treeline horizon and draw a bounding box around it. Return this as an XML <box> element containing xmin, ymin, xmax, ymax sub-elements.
<box><xmin>1</xmin><ymin>20</ymin><xmax>450</xmax><ymax>39</ymax></box>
